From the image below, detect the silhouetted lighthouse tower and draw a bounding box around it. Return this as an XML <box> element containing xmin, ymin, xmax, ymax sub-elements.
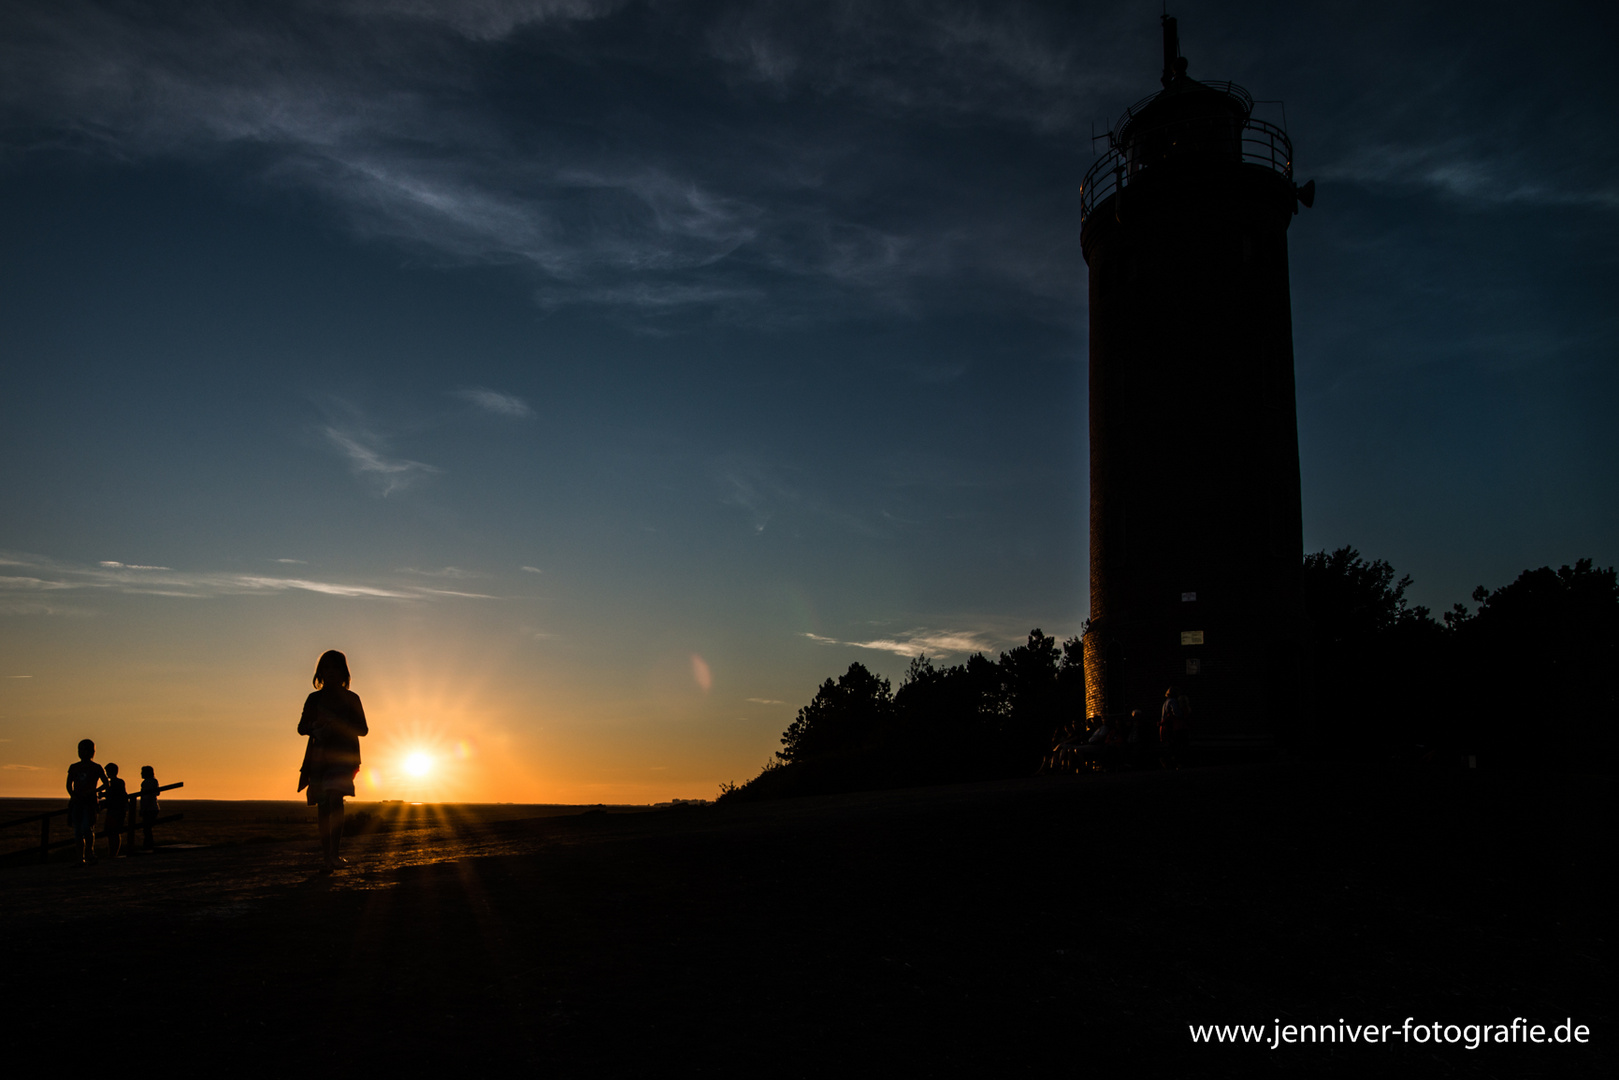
<box><xmin>1081</xmin><ymin>16</ymin><xmax>1314</xmax><ymax>741</ymax></box>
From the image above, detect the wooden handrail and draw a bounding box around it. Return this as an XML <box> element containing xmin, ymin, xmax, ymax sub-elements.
<box><xmin>0</xmin><ymin>782</ymin><xmax>185</xmax><ymax>828</ymax></box>
<box><xmin>1</xmin><ymin>782</ymin><xmax>185</xmax><ymax>866</ymax></box>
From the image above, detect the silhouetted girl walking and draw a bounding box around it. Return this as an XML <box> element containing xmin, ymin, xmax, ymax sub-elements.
<box><xmin>298</xmin><ymin>650</ymin><xmax>368</xmax><ymax>873</ymax></box>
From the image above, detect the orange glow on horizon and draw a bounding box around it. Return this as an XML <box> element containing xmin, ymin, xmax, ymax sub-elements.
<box><xmin>0</xmin><ymin>612</ymin><xmax>800</xmax><ymax>804</ymax></box>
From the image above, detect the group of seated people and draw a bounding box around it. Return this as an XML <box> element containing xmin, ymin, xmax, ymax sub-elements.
<box><xmin>1039</xmin><ymin>709</ymin><xmax>1172</xmax><ymax>774</ymax></box>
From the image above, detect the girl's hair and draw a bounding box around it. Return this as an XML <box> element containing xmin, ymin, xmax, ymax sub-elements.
<box><xmin>313</xmin><ymin>650</ymin><xmax>351</xmax><ymax>690</ymax></box>
<box><xmin>141</xmin><ymin>765</ymin><xmax>154</xmax><ymax>778</ymax></box>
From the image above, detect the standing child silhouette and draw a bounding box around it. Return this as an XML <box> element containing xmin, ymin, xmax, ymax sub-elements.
<box><xmin>138</xmin><ymin>765</ymin><xmax>160</xmax><ymax>852</ymax></box>
<box><xmin>66</xmin><ymin>739</ymin><xmax>107</xmax><ymax>865</ymax></box>
<box><xmin>298</xmin><ymin>650</ymin><xmax>369</xmax><ymax>873</ymax></box>
<box><xmin>103</xmin><ymin>763</ymin><xmax>129</xmax><ymax>858</ymax></box>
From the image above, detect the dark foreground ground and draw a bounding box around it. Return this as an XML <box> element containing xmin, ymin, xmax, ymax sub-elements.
<box><xmin>2</xmin><ymin>765</ymin><xmax>1611</xmax><ymax>1077</ymax></box>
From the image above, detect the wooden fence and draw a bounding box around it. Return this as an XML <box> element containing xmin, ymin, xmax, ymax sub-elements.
<box><xmin>1</xmin><ymin>782</ymin><xmax>185</xmax><ymax>865</ymax></box>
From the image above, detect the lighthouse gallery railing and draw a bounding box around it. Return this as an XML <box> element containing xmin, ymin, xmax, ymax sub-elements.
<box><xmin>1081</xmin><ymin>115</ymin><xmax>1293</xmax><ymax>223</ymax></box>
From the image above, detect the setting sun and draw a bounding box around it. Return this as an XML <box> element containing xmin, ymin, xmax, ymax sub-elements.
<box><xmin>404</xmin><ymin>752</ymin><xmax>433</xmax><ymax>777</ymax></box>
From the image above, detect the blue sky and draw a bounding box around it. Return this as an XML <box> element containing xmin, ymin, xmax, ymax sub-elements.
<box><xmin>2</xmin><ymin>0</ymin><xmax>1615</xmax><ymax>799</ymax></box>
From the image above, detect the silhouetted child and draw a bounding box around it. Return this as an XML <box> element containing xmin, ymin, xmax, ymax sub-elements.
<box><xmin>66</xmin><ymin>739</ymin><xmax>107</xmax><ymax>865</ymax></box>
<box><xmin>138</xmin><ymin>765</ymin><xmax>160</xmax><ymax>852</ymax></box>
<box><xmin>104</xmin><ymin>763</ymin><xmax>130</xmax><ymax>858</ymax></box>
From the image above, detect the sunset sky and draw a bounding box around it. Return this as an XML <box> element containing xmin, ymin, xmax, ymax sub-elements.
<box><xmin>3</xmin><ymin>1</ymin><xmax>1615</xmax><ymax>801</ymax></box>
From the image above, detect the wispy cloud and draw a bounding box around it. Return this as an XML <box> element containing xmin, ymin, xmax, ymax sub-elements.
<box><xmin>521</xmin><ymin>566</ymin><xmax>543</xmax><ymax>574</ymax></box>
<box><xmin>716</xmin><ymin>455</ymin><xmax>885</xmax><ymax>538</ymax></box>
<box><xmin>324</xmin><ymin>426</ymin><xmax>441</xmax><ymax>496</ymax></box>
<box><xmin>720</xmin><ymin>466</ymin><xmax>776</xmax><ymax>535</ymax></box>
<box><xmin>455</xmin><ymin>387</ymin><xmax>532</xmax><ymax>418</ymax></box>
<box><xmin>800</xmin><ymin>628</ymin><xmax>1001</xmax><ymax>658</ymax></box>
<box><xmin>6</xmin><ymin>0</ymin><xmax>1603</xmax><ymax>342</ymax></box>
<box><xmin>1282</xmin><ymin>6</ymin><xmax>1619</xmax><ymax>215</ymax></box>
<box><xmin>745</xmin><ymin>697</ymin><xmax>784</xmax><ymax>705</ymax></box>
<box><xmin>0</xmin><ymin>1</ymin><xmax>1093</xmax><ymax>323</ymax></box>
<box><xmin>231</xmin><ymin>576</ymin><xmax>417</xmax><ymax>599</ymax></box>
<box><xmin>340</xmin><ymin>0</ymin><xmax>622</xmax><ymax>43</ymax></box>
<box><xmin>0</xmin><ymin>551</ymin><xmax>505</xmax><ymax>607</ymax></box>
<box><xmin>706</xmin><ymin>2</ymin><xmax>1124</xmax><ymax>133</ymax></box>
<box><xmin>0</xmin><ymin>601</ymin><xmax>83</xmax><ymax>616</ymax></box>
<box><xmin>0</xmin><ymin>575</ymin><xmax>78</xmax><ymax>591</ymax></box>
<box><xmin>410</xmin><ymin>586</ymin><xmax>500</xmax><ymax>600</ymax></box>
<box><xmin>3</xmin><ymin>764</ymin><xmax>45</xmax><ymax>771</ymax></box>
<box><xmin>1318</xmin><ymin>141</ymin><xmax>1619</xmax><ymax>211</ymax></box>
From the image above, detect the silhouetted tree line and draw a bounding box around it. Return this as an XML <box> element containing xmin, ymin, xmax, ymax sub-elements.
<box><xmin>722</xmin><ymin>630</ymin><xmax>1085</xmax><ymax>802</ymax></box>
<box><xmin>1298</xmin><ymin>547</ymin><xmax>1446</xmax><ymax>755</ymax></box>
<box><xmin>719</xmin><ymin>551</ymin><xmax>1617</xmax><ymax>802</ymax></box>
<box><xmin>1302</xmin><ymin>549</ymin><xmax>1618</xmax><ymax>768</ymax></box>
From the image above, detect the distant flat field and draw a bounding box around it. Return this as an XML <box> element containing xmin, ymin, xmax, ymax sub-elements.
<box><xmin>3</xmin><ymin>767</ymin><xmax>1612</xmax><ymax>1077</ymax></box>
<box><xmin>0</xmin><ymin>799</ymin><xmax>655</xmax><ymax>859</ymax></box>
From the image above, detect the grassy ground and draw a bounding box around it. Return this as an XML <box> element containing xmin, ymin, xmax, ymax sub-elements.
<box><xmin>0</xmin><ymin>798</ymin><xmax>654</xmax><ymax>860</ymax></box>
<box><xmin>2</xmin><ymin>764</ymin><xmax>1611</xmax><ymax>1077</ymax></box>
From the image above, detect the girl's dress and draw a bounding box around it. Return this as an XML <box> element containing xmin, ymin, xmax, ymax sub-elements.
<box><xmin>298</xmin><ymin>686</ymin><xmax>368</xmax><ymax>804</ymax></box>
